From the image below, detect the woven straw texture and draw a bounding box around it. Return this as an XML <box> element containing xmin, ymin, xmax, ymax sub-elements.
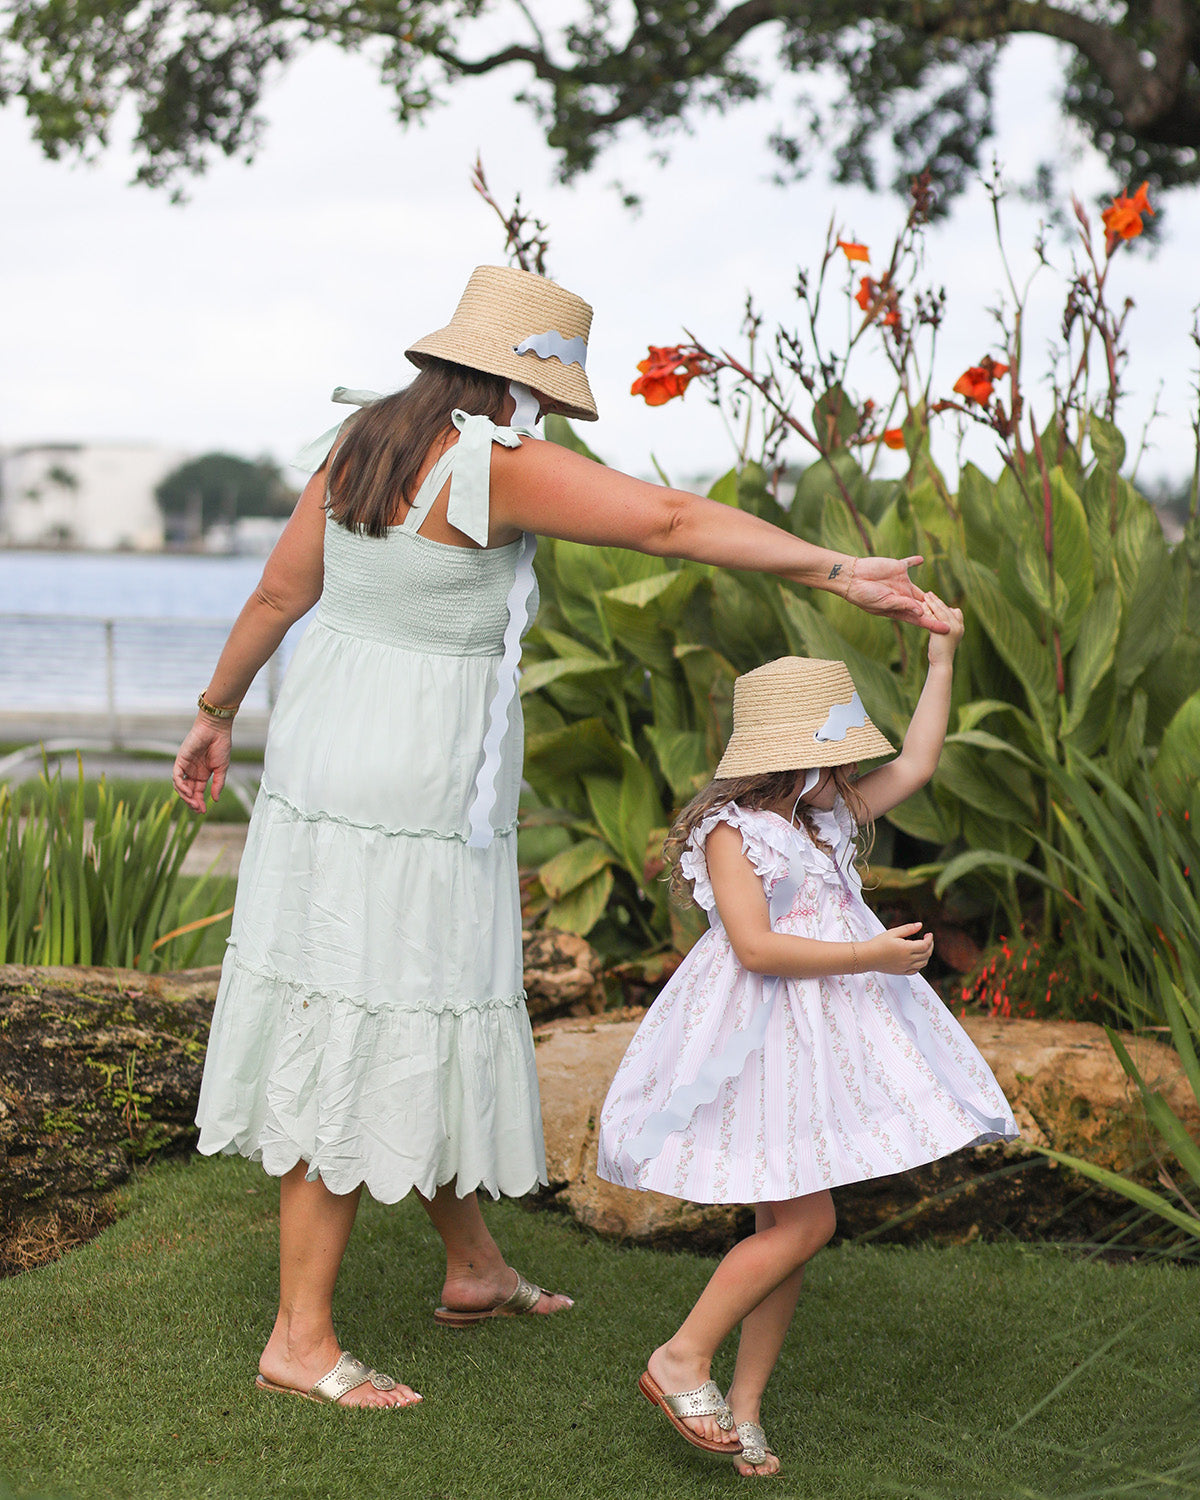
<box><xmin>714</xmin><ymin>657</ymin><xmax>893</xmax><ymax>778</ymax></box>
<box><xmin>406</xmin><ymin>265</ymin><xmax>598</xmax><ymax>420</ymax></box>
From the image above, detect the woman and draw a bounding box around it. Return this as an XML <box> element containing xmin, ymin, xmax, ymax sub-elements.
<box><xmin>174</xmin><ymin>264</ymin><xmax>947</xmax><ymax>1410</ymax></box>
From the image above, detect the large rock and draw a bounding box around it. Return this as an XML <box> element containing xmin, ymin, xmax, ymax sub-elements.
<box><xmin>533</xmin><ymin>1013</ymin><xmax>1200</xmax><ymax>1250</ymax></box>
<box><xmin>0</xmin><ymin>964</ymin><xmax>220</xmax><ymax>1276</ymax></box>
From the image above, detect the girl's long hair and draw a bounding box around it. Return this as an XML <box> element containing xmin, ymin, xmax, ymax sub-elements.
<box><xmin>325</xmin><ymin>358</ymin><xmax>512</xmax><ymax>537</ymax></box>
<box><xmin>663</xmin><ymin>765</ymin><xmax>874</xmax><ymax>908</ymax></box>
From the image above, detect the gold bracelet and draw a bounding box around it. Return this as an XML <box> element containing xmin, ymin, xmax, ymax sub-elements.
<box><xmin>197</xmin><ymin>691</ymin><xmax>238</xmax><ymax>721</ymax></box>
<box><xmin>850</xmin><ymin>939</ymin><xmax>859</xmax><ymax>973</ymax></box>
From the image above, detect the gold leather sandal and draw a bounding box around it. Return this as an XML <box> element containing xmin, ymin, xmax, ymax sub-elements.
<box><xmin>638</xmin><ymin>1370</ymin><xmax>744</xmax><ymax>1457</ymax></box>
<box><xmin>433</xmin><ymin>1270</ymin><xmax>570</xmax><ymax>1326</ymax></box>
<box><xmin>255</xmin><ymin>1351</ymin><xmax>413</xmax><ymax>1407</ymax></box>
<box><xmin>734</xmin><ymin>1421</ymin><xmax>779</xmax><ymax>1476</ymax></box>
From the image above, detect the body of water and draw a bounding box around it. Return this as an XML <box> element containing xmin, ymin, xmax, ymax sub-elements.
<box><xmin>0</xmin><ymin>549</ymin><xmax>312</xmax><ymax>712</ymax></box>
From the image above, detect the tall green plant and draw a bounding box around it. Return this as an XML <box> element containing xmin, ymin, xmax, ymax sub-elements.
<box><xmin>0</xmin><ymin>761</ymin><xmax>227</xmax><ymax>970</ymax></box>
<box><xmin>950</xmin><ymin>755</ymin><xmax>1200</xmax><ymax>1248</ymax></box>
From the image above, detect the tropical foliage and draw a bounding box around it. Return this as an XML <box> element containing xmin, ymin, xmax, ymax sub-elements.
<box><xmin>519</xmin><ymin>179</ymin><xmax>1200</xmax><ymax>1018</ymax></box>
<box><xmin>0</xmin><ymin>761</ymin><xmax>230</xmax><ymax>971</ymax></box>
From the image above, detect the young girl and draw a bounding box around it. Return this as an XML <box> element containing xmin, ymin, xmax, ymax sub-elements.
<box><xmin>597</xmin><ymin>599</ymin><xmax>1018</xmax><ymax>1477</ymax></box>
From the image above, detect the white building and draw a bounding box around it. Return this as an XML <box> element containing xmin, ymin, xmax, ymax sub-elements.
<box><xmin>0</xmin><ymin>442</ymin><xmax>188</xmax><ymax>551</ymax></box>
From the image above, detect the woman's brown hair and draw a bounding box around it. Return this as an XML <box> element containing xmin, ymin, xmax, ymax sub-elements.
<box><xmin>324</xmin><ymin>359</ymin><xmax>513</xmax><ymax>537</ymax></box>
<box><xmin>663</xmin><ymin>765</ymin><xmax>874</xmax><ymax>909</ymax></box>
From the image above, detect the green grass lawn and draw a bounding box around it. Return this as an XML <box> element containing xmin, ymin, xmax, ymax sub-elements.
<box><xmin>1</xmin><ymin>1155</ymin><xmax>1197</xmax><ymax>1500</ymax></box>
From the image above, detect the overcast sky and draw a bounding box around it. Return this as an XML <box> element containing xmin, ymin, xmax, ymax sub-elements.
<box><xmin>3</xmin><ymin>27</ymin><xmax>1198</xmax><ymax>494</ymax></box>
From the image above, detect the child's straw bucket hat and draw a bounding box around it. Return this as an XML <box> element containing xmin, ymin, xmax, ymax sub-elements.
<box><xmin>715</xmin><ymin>657</ymin><xmax>893</xmax><ymax>778</ymax></box>
<box><xmin>406</xmin><ymin>265</ymin><xmax>598</xmax><ymax>422</ymax></box>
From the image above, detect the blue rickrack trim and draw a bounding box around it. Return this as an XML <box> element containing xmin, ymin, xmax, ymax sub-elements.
<box><xmin>256</xmin><ymin>783</ymin><xmax>518</xmax><ymax>841</ymax></box>
<box><xmin>227</xmin><ymin>953</ymin><xmax>528</xmax><ymax>1018</ymax></box>
<box><xmin>466</xmin><ymin>530</ymin><xmax>538</xmax><ymax>849</ymax></box>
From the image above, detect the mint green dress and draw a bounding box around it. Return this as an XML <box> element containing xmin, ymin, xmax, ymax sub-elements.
<box><xmin>195</xmin><ymin>410</ymin><xmax>546</xmax><ymax>1202</ymax></box>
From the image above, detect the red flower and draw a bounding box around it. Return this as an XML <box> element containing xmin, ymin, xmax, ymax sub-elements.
<box><xmin>882</xmin><ymin>427</ymin><xmax>905</xmax><ymax>450</ymax></box>
<box><xmin>631</xmin><ymin>344</ymin><xmax>710</xmax><ymax>406</ymax></box>
<box><xmin>854</xmin><ymin>276</ymin><xmax>876</xmax><ymax>311</ymax></box>
<box><xmin>952</xmin><ymin>355</ymin><xmax>1010</xmax><ymax>406</ymax></box>
<box><xmin>837</xmin><ymin>240</ymin><xmax>870</xmax><ymax>263</ymax></box>
<box><xmin>1101</xmin><ymin>181</ymin><xmax>1153</xmax><ymax>252</ymax></box>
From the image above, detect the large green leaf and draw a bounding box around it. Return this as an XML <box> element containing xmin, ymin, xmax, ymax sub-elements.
<box><xmin>519</xmin><ymin>656</ymin><xmax>622</xmax><ymax>697</ymax></box>
<box><xmin>1153</xmin><ymin>688</ymin><xmax>1200</xmax><ymax>808</ymax></box>
<box><xmin>646</xmin><ymin>727</ymin><xmax>711</xmax><ymax>801</ymax></box>
<box><xmin>950</xmin><ymin>555</ymin><xmax>1056</xmax><ymax>738</ymax></box>
<box><xmin>1048</xmin><ymin>468</ymin><xmax>1094</xmax><ymax>648</ymax></box>
<box><xmin>1062</xmin><ymin>580</ymin><xmax>1121</xmax><ymax>737</ymax></box>
<box><xmin>538</xmin><ymin>837</ymin><xmax>613</xmax><ymax>900</ymax></box>
<box><xmin>885</xmin><ymin>787</ymin><xmax>949</xmax><ymax>844</ymax></box>
<box><xmin>935</xmin><ymin>743</ymin><xmax>1034</xmax><ymax>822</ymax></box>
<box><xmin>526</xmin><ymin>719</ymin><xmax>624</xmax><ymax>780</ymax></box>
<box><xmin>957</xmin><ymin>463</ymin><xmax>1003</xmax><ymax>559</ymax></box>
<box><xmin>544</xmin><ymin>865</ymin><xmax>614</xmax><ymax>936</ymax></box>
<box><xmin>616</xmin><ymin>747</ymin><xmax>662</xmax><ymax>892</ymax></box>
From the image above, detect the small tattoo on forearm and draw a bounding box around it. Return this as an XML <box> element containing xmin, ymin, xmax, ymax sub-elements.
<box><xmin>828</xmin><ymin>563</ymin><xmax>842</xmax><ymax>579</ymax></box>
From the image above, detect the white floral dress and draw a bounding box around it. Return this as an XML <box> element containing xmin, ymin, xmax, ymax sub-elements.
<box><xmin>597</xmin><ymin>799</ymin><xmax>1018</xmax><ymax>1204</ymax></box>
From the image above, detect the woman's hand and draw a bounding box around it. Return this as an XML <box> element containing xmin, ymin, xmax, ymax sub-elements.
<box><xmin>862</xmin><ymin>923</ymin><xmax>934</xmax><ymax>975</ymax></box>
<box><xmin>843</xmin><ymin>556</ymin><xmax>951</xmax><ymax>634</ymax></box>
<box><xmin>924</xmin><ymin>592</ymin><xmax>964</xmax><ymax>664</ymax></box>
<box><xmin>173</xmin><ymin>716</ymin><xmax>233</xmax><ymax>814</ymax></box>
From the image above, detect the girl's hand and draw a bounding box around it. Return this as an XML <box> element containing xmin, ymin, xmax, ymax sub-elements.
<box><xmin>863</xmin><ymin>923</ymin><xmax>934</xmax><ymax>975</ymax></box>
<box><xmin>843</xmin><ymin>556</ymin><xmax>952</xmax><ymax>634</ymax></box>
<box><xmin>924</xmin><ymin>592</ymin><xmax>964</xmax><ymax>665</ymax></box>
<box><xmin>173</xmin><ymin>715</ymin><xmax>233</xmax><ymax>814</ymax></box>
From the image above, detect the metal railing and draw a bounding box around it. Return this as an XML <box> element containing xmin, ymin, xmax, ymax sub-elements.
<box><xmin>0</xmin><ymin>612</ymin><xmax>289</xmax><ymax>737</ymax></box>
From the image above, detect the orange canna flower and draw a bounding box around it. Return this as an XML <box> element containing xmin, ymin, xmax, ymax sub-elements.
<box><xmin>1101</xmin><ymin>181</ymin><xmax>1153</xmax><ymax>251</ymax></box>
<box><xmin>952</xmin><ymin>354</ymin><xmax>1010</xmax><ymax>406</ymax></box>
<box><xmin>631</xmin><ymin>344</ymin><xmax>710</xmax><ymax>405</ymax></box>
<box><xmin>882</xmin><ymin>428</ymin><xmax>906</xmax><ymax>449</ymax></box>
<box><xmin>837</xmin><ymin>239</ymin><xmax>870</xmax><ymax>263</ymax></box>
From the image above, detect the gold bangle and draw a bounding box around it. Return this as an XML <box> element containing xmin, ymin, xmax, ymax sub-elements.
<box><xmin>197</xmin><ymin>692</ymin><xmax>237</xmax><ymax>721</ymax></box>
<box><xmin>850</xmin><ymin>939</ymin><xmax>859</xmax><ymax>973</ymax></box>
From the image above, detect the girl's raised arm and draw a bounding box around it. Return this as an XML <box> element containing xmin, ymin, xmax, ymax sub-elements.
<box><xmin>489</xmin><ymin>439</ymin><xmax>949</xmax><ymax>633</ymax></box>
<box><xmin>853</xmin><ymin>594</ymin><xmax>963</xmax><ymax>820</ymax></box>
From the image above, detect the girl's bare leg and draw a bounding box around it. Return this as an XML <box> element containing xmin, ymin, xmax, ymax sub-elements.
<box><xmin>726</xmin><ymin>1204</ymin><xmax>807</xmax><ymax>1476</ymax></box>
<box><xmin>258</xmin><ymin>1162</ymin><xmax>422</xmax><ymax>1407</ymax></box>
<box><xmin>646</xmin><ymin>1190</ymin><xmax>835</xmax><ymax>1449</ymax></box>
<box><xmin>417</xmin><ymin>1181</ymin><xmax>573</xmax><ymax>1316</ymax></box>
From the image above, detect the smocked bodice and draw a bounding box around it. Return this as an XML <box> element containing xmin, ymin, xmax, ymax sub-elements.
<box><xmin>316</xmin><ymin>518</ymin><xmax>538</xmax><ymax>657</ymax></box>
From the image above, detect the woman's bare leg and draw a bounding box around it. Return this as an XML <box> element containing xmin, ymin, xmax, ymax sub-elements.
<box><xmin>725</xmin><ymin>1203</ymin><xmax>809</xmax><ymax>1476</ymax></box>
<box><xmin>418</xmin><ymin>1182</ymin><xmax>573</xmax><ymax>1316</ymax></box>
<box><xmin>646</xmin><ymin>1190</ymin><xmax>835</xmax><ymax>1450</ymax></box>
<box><xmin>258</xmin><ymin>1162</ymin><xmax>421</xmax><ymax>1407</ymax></box>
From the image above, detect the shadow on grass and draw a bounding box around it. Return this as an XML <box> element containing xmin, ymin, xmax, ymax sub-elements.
<box><xmin>0</xmin><ymin>1154</ymin><xmax>1197</xmax><ymax>1500</ymax></box>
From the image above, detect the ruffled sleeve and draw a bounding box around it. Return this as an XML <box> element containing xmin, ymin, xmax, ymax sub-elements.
<box><xmin>679</xmin><ymin>803</ymin><xmax>796</xmax><ymax>913</ymax></box>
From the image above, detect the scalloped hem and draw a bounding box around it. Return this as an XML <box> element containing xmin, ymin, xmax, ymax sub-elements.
<box><xmin>197</xmin><ymin>1135</ymin><xmax>548</xmax><ymax>1204</ymax></box>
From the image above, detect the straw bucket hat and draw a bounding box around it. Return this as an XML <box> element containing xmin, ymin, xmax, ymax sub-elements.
<box><xmin>406</xmin><ymin>264</ymin><xmax>598</xmax><ymax>421</ymax></box>
<box><xmin>714</xmin><ymin>657</ymin><xmax>894</xmax><ymax>779</ymax></box>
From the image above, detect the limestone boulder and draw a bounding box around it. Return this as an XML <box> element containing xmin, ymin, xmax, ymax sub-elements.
<box><xmin>521</xmin><ymin>929</ymin><xmax>604</xmax><ymax>1025</ymax></box>
<box><xmin>533</xmin><ymin>1012</ymin><xmax>1199</xmax><ymax>1250</ymax></box>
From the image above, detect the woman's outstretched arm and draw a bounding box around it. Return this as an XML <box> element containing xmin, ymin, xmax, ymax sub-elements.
<box><xmin>488</xmin><ymin>438</ymin><xmax>949</xmax><ymax>633</ymax></box>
